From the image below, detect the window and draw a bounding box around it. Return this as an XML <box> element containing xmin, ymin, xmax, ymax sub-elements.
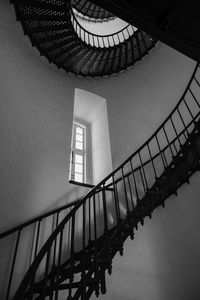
<box><xmin>70</xmin><ymin>122</ymin><xmax>86</xmax><ymax>183</ymax></box>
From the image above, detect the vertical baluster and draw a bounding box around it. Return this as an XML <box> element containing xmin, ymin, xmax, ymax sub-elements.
<box><xmin>42</xmin><ymin>248</ymin><xmax>51</xmax><ymax>298</ymax></box>
<box><xmin>177</xmin><ymin>107</ymin><xmax>190</xmax><ymax>138</ymax></box>
<box><xmin>81</xmin><ymin>202</ymin><xmax>86</xmax><ymax>300</ymax></box>
<box><xmin>122</xmin><ymin>30</ymin><xmax>125</xmax><ymax>42</ymax></box>
<box><xmin>163</xmin><ymin>125</ymin><xmax>174</xmax><ymax>158</ymax></box>
<box><xmin>29</xmin><ymin>223</ymin><xmax>37</xmax><ymax>267</ymax></box>
<box><xmin>170</xmin><ymin>116</ymin><xmax>182</xmax><ymax>150</ymax></box>
<box><xmin>126</xmin><ymin>27</ymin><xmax>130</xmax><ymax>38</ymax></box>
<box><xmin>121</xmin><ymin>167</ymin><xmax>130</xmax><ymax>214</ymax></box>
<box><xmin>34</xmin><ymin>219</ymin><xmax>41</xmax><ymax>259</ymax></box>
<box><xmin>102</xmin><ymin>184</ymin><xmax>108</xmax><ymax>233</ymax></box>
<box><xmin>93</xmin><ymin>194</ymin><xmax>99</xmax><ymax>297</ymax></box>
<box><xmin>88</xmin><ymin>197</ymin><xmax>91</xmax><ymax>243</ymax></box>
<box><xmin>55</xmin><ymin>228</ymin><xmax>64</xmax><ymax>300</ymax></box>
<box><xmin>130</xmin><ymin>159</ymin><xmax>140</xmax><ymax>204</ymax></box>
<box><xmin>147</xmin><ymin>143</ymin><xmax>158</xmax><ymax>179</ymax></box>
<box><xmin>183</xmin><ymin>97</ymin><xmax>194</xmax><ymax>119</ymax></box>
<box><xmin>6</xmin><ymin>229</ymin><xmax>21</xmax><ymax>300</ymax></box>
<box><xmin>68</xmin><ymin>214</ymin><xmax>75</xmax><ymax>300</ymax></box>
<box><xmin>127</xmin><ymin>175</ymin><xmax>134</xmax><ymax>210</ymax></box>
<box><xmin>117</xmin><ymin>33</ymin><xmax>120</xmax><ymax>44</ymax></box>
<box><xmin>155</xmin><ymin>134</ymin><xmax>168</xmax><ymax>169</ymax></box>
<box><xmin>112</xmin><ymin>175</ymin><xmax>120</xmax><ymax>223</ymax></box>
<box><xmin>138</xmin><ymin>151</ymin><xmax>148</xmax><ymax>191</ymax></box>
<box><xmin>107</xmin><ymin>36</ymin><xmax>109</xmax><ymax>47</ymax></box>
<box><xmin>102</xmin><ymin>37</ymin><xmax>105</xmax><ymax>48</ymax></box>
<box><xmin>53</xmin><ymin>212</ymin><xmax>59</xmax><ymax>268</ymax></box>
<box><xmin>112</xmin><ymin>35</ymin><xmax>115</xmax><ymax>46</ymax></box>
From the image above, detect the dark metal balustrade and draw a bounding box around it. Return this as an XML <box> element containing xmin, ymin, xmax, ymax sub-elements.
<box><xmin>10</xmin><ymin>0</ymin><xmax>157</xmax><ymax>77</ymax></box>
<box><xmin>71</xmin><ymin>0</ymin><xmax>115</xmax><ymax>22</ymax></box>
<box><xmin>71</xmin><ymin>8</ymin><xmax>135</xmax><ymax>48</ymax></box>
<box><xmin>0</xmin><ymin>63</ymin><xmax>198</xmax><ymax>299</ymax></box>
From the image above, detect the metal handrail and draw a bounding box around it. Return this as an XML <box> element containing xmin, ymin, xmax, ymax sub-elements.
<box><xmin>71</xmin><ymin>0</ymin><xmax>115</xmax><ymax>22</ymax></box>
<box><xmin>12</xmin><ymin>63</ymin><xmax>200</xmax><ymax>299</ymax></box>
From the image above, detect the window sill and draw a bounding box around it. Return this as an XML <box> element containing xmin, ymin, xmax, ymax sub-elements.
<box><xmin>69</xmin><ymin>180</ymin><xmax>94</xmax><ymax>189</ymax></box>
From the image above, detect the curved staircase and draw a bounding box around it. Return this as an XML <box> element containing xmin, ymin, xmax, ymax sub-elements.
<box><xmin>1</xmin><ymin>63</ymin><xmax>200</xmax><ymax>299</ymax></box>
<box><xmin>11</xmin><ymin>0</ymin><xmax>157</xmax><ymax>77</ymax></box>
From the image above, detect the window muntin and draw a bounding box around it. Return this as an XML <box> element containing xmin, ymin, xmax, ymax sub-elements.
<box><xmin>70</xmin><ymin>122</ymin><xmax>86</xmax><ymax>183</ymax></box>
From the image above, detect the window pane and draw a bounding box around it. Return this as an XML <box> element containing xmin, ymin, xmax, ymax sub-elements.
<box><xmin>76</xmin><ymin>127</ymin><xmax>83</xmax><ymax>134</ymax></box>
<box><xmin>75</xmin><ymin>141</ymin><xmax>83</xmax><ymax>150</ymax></box>
<box><xmin>75</xmin><ymin>163</ymin><xmax>83</xmax><ymax>173</ymax></box>
<box><xmin>76</xmin><ymin>134</ymin><xmax>83</xmax><ymax>142</ymax></box>
<box><xmin>75</xmin><ymin>173</ymin><xmax>83</xmax><ymax>182</ymax></box>
<box><xmin>75</xmin><ymin>154</ymin><xmax>83</xmax><ymax>164</ymax></box>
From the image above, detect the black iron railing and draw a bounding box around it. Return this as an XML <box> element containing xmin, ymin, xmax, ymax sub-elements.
<box><xmin>71</xmin><ymin>7</ymin><xmax>135</xmax><ymax>48</ymax></box>
<box><xmin>9</xmin><ymin>63</ymin><xmax>200</xmax><ymax>299</ymax></box>
<box><xmin>0</xmin><ymin>200</ymin><xmax>79</xmax><ymax>300</ymax></box>
<box><xmin>71</xmin><ymin>0</ymin><xmax>115</xmax><ymax>22</ymax></box>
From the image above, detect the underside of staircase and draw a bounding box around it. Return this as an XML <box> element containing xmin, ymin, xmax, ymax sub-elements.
<box><xmin>11</xmin><ymin>0</ymin><xmax>157</xmax><ymax>77</ymax></box>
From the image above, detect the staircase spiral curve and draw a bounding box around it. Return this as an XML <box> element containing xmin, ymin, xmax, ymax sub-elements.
<box><xmin>11</xmin><ymin>0</ymin><xmax>157</xmax><ymax>77</ymax></box>
<box><xmin>71</xmin><ymin>0</ymin><xmax>115</xmax><ymax>22</ymax></box>
<box><xmin>8</xmin><ymin>62</ymin><xmax>200</xmax><ymax>299</ymax></box>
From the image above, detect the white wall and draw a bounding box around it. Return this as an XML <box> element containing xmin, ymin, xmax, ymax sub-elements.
<box><xmin>91</xmin><ymin>101</ymin><xmax>112</xmax><ymax>184</ymax></box>
<box><xmin>0</xmin><ymin>1</ymin><xmax>90</xmax><ymax>233</ymax></box>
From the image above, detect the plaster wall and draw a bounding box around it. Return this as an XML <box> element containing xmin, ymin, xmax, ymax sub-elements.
<box><xmin>0</xmin><ymin>1</ymin><xmax>90</xmax><ymax>232</ymax></box>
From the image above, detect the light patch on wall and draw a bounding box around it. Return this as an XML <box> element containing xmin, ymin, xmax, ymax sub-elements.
<box><xmin>73</xmin><ymin>89</ymin><xmax>113</xmax><ymax>185</ymax></box>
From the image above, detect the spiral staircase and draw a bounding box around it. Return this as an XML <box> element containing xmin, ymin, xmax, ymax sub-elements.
<box><xmin>11</xmin><ymin>0</ymin><xmax>157</xmax><ymax>77</ymax></box>
<box><xmin>1</xmin><ymin>1</ymin><xmax>200</xmax><ymax>299</ymax></box>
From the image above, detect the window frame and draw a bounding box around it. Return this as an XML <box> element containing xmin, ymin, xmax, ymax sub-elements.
<box><xmin>70</xmin><ymin>122</ymin><xmax>86</xmax><ymax>183</ymax></box>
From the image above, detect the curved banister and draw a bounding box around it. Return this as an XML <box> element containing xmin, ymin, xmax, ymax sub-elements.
<box><xmin>71</xmin><ymin>0</ymin><xmax>115</xmax><ymax>22</ymax></box>
<box><xmin>70</xmin><ymin>7</ymin><xmax>136</xmax><ymax>48</ymax></box>
<box><xmin>13</xmin><ymin>63</ymin><xmax>200</xmax><ymax>299</ymax></box>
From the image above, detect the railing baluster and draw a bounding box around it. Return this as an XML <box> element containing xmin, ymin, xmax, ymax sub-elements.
<box><xmin>130</xmin><ymin>159</ymin><xmax>139</xmax><ymax>204</ymax></box>
<box><xmin>42</xmin><ymin>248</ymin><xmax>51</xmax><ymax>298</ymax></box>
<box><xmin>170</xmin><ymin>116</ymin><xmax>182</xmax><ymax>149</ymax></box>
<box><xmin>34</xmin><ymin>219</ymin><xmax>41</xmax><ymax>259</ymax></box>
<box><xmin>127</xmin><ymin>175</ymin><xmax>135</xmax><ymax>210</ymax></box>
<box><xmin>112</xmin><ymin>175</ymin><xmax>120</xmax><ymax>223</ymax></box>
<box><xmin>68</xmin><ymin>213</ymin><xmax>75</xmax><ymax>300</ymax></box>
<box><xmin>147</xmin><ymin>142</ymin><xmax>158</xmax><ymax>179</ymax></box>
<box><xmin>81</xmin><ymin>202</ymin><xmax>86</xmax><ymax>300</ymax></box>
<box><xmin>93</xmin><ymin>194</ymin><xmax>100</xmax><ymax>296</ymax></box>
<box><xmin>53</xmin><ymin>212</ymin><xmax>59</xmax><ymax>267</ymax></box>
<box><xmin>6</xmin><ymin>229</ymin><xmax>21</xmax><ymax>300</ymax></box>
<box><xmin>122</xmin><ymin>167</ymin><xmax>130</xmax><ymax>214</ymax></box>
<box><xmin>138</xmin><ymin>152</ymin><xmax>148</xmax><ymax>191</ymax></box>
<box><xmin>183</xmin><ymin>97</ymin><xmax>194</xmax><ymax>119</ymax></box>
<box><xmin>177</xmin><ymin>107</ymin><xmax>190</xmax><ymax>138</ymax></box>
<box><xmin>155</xmin><ymin>134</ymin><xmax>168</xmax><ymax>169</ymax></box>
<box><xmin>55</xmin><ymin>228</ymin><xmax>64</xmax><ymax>300</ymax></box>
<box><xmin>88</xmin><ymin>197</ymin><xmax>91</xmax><ymax>243</ymax></box>
<box><xmin>102</xmin><ymin>185</ymin><xmax>108</xmax><ymax>233</ymax></box>
<box><xmin>163</xmin><ymin>125</ymin><xmax>174</xmax><ymax>158</ymax></box>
